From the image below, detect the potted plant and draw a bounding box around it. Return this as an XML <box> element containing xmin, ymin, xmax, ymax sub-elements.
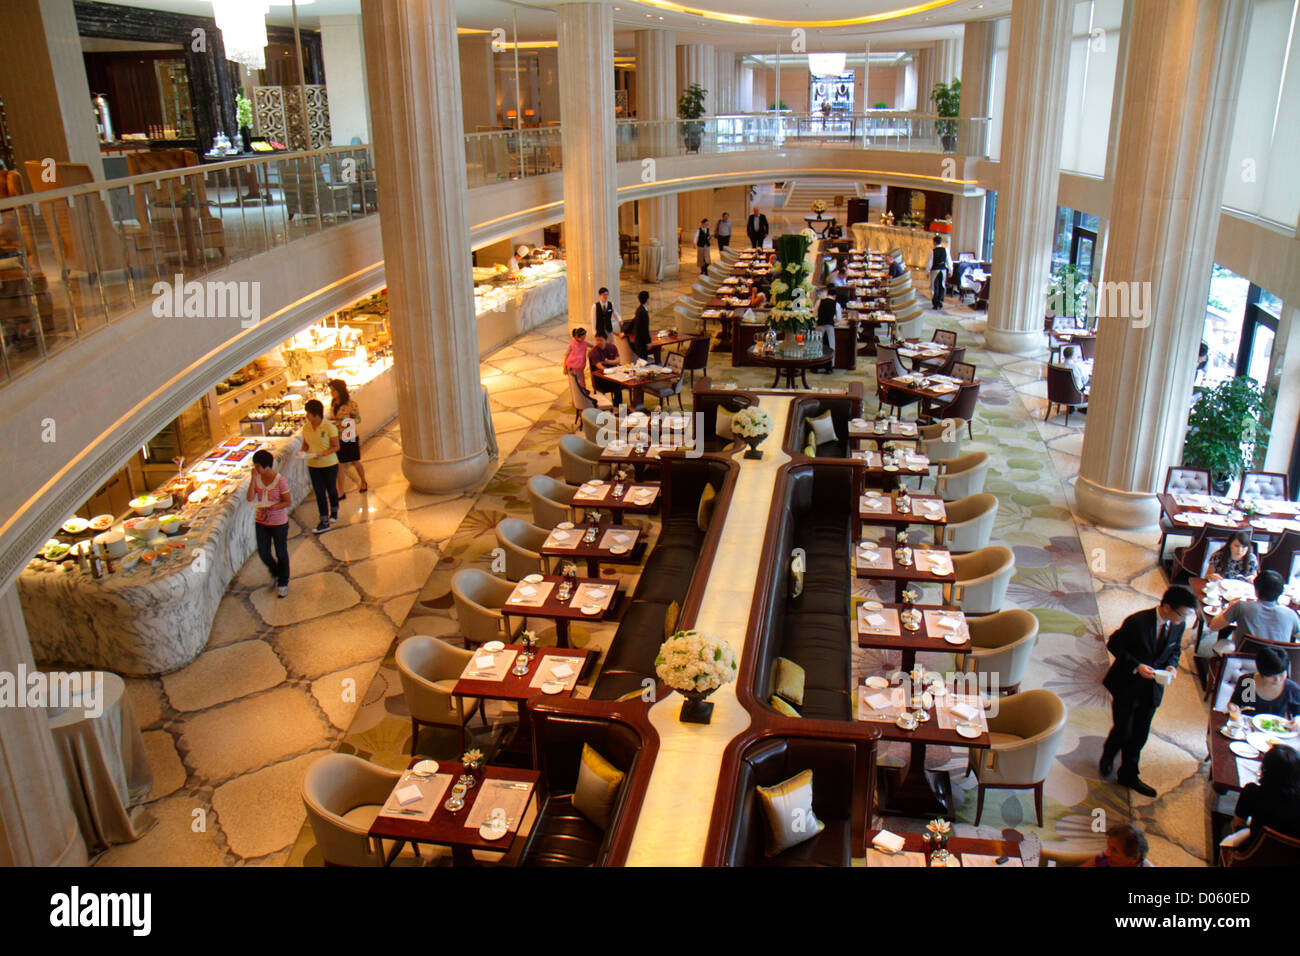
<box><xmin>236</xmin><ymin>93</ymin><xmax>254</xmax><ymax>152</ymax></box>
<box><xmin>678</xmin><ymin>83</ymin><xmax>708</xmax><ymax>153</ymax></box>
<box><xmin>1182</xmin><ymin>375</ymin><xmax>1270</xmax><ymax>494</ymax></box>
<box><xmin>655</xmin><ymin>630</ymin><xmax>738</xmax><ymax>723</ymax></box>
<box><xmin>929</xmin><ymin>79</ymin><xmax>961</xmax><ymax>153</ymax></box>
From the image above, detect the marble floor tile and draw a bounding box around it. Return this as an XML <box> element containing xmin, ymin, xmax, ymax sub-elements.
<box><xmin>95</xmin><ymin>795</ymin><xmax>230</xmax><ymax>867</ymax></box>
<box><xmin>403</xmin><ymin>499</ymin><xmax>476</xmax><ymax>545</ymax></box>
<box><xmin>141</xmin><ymin>730</ymin><xmax>188</xmax><ymax>799</ymax></box>
<box><xmin>176</xmin><ymin>687</ymin><xmax>330</xmax><ymax>783</ymax></box>
<box><xmin>249</xmin><ymin>571</ymin><xmax>361</xmax><ymax>628</ymax></box>
<box><xmin>124</xmin><ymin>677</ymin><xmax>166</xmax><ymax>729</ymax></box>
<box><xmin>274</xmin><ymin>606</ymin><xmax>398</xmax><ymax>679</ymax></box>
<box><xmin>494</xmin><ymin>355</ymin><xmax>554</xmax><ymax>375</ymax></box>
<box><xmin>317</xmin><ymin>516</ymin><xmax>417</xmax><ymax>562</ymax></box>
<box><xmin>311</xmin><ymin>660</ymin><xmax>382</xmax><ymax>730</ymax></box>
<box><xmin>207</xmin><ymin>595</ymin><xmax>263</xmax><ymax>649</ymax></box>
<box><xmin>493</xmin><ymin>385</ymin><xmax>563</xmax><ymax>408</ymax></box>
<box><xmin>162</xmin><ymin>640</ymin><xmax>288</xmax><ymax>712</ymax></box>
<box><xmin>382</xmin><ymin>592</ymin><xmax>418</xmax><ymax>626</ymax></box>
<box><xmin>347</xmin><ymin>547</ymin><xmax>439</xmax><ymax>598</ymax></box>
<box><xmin>211</xmin><ymin>751</ymin><xmax>333</xmax><ymax>859</ymax></box>
<box><xmin>234</xmin><ymin>535</ymin><xmax>333</xmax><ymax>588</ymax></box>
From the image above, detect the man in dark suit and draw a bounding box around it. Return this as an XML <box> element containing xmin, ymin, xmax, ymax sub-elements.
<box><xmin>746</xmin><ymin>206</ymin><xmax>769</xmax><ymax>248</ymax></box>
<box><xmin>592</xmin><ymin>287</ymin><xmax>619</xmax><ymax>340</ymax></box>
<box><xmin>1100</xmin><ymin>586</ymin><xmax>1198</xmax><ymax>796</ymax></box>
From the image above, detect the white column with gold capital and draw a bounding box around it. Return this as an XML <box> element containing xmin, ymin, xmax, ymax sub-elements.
<box><xmin>984</xmin><ymin>0</ymin><xmax>1073</xmax><ymax>355</ymax></box>
<box><xmin>361</xmin><ymin>0</ymin><xmax>492</xmax><ymax>493</ymax></box>
<box><xmin>1076</xmin><ymin>0</ymin><xmax>1249</xmax><ymax>528</ymax></box>
<box><xmin>636</xmin><ymin>28</ymin><xmax>678</xmax><ymax>279</ymax></box>
<box><xmin>558</xmin><ymin>2</ymin><xmax>621</xmax><ymax>330</ymax></box>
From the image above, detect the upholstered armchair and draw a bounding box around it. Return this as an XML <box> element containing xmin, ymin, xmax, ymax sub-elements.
<box><xmin>527</xmin><ymin>474</ymin><xmax>582</xmax><ymax>526</ymax></box>
<box><xmin>971</xmin><ymin>689</ymin><xmax>1067</xmax><ymax>826</ymax></box>
<box><xmin>941</xmin><ymin>493</ymin><xmax>998</xmax><ymax>553</ymax></box>
<box><xmin>302</xmin><ymin>753</ymin><xmax>426</xmax><ymax>866</ymax></box>
<box><xmin>963</xmin><ymin>609</ymin><xmax>1039</xmax><ymax>694</ymax></box>
<box><xmin>559</xmin><ymin>433</ymin><xmax>609</xmax><ymax>484</ymax></box>
<box><xmin>395</xmin><ymin>636</ymin><xmax>482</xmax><ymax>752</ymax></box>
<box><xmin>946</xmin><ymin>545</ymin><xmax>1015</xmax><ymax>616</ymax></box>
<box><xmin>935</xmin><ymin>451</ymin><xmax>989</xmax><ymax>500</ymax></box>
<box><xmin>451</xmin><ymin>568</ymin><xmax>526</xmax><ymax>647</ymax></box>
<box><xmin>494</xmin><ymin>518</ymin><xmax>549</xmax><ymax>581</ymax></box>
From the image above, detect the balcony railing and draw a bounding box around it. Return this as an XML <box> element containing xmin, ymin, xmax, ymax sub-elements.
<box><xmin>0</xmin><ymin>112</ymin><xmax>990</xmax><ymax>386</ymax></box>
<box><xmin>0</xmin><ymin>144</ymin><xmax>377</xmax><ymax>384</ymax></box>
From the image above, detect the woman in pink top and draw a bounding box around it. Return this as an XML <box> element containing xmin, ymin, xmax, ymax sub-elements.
<box><xmin>562</xmin><ymin>327</ymin><xmax>589</xmax><ymax>375</ymax></box>
<box><xmin>246</xmin><ymin>448</ymin><xmax>292</xmax><ymax>597</ymax></box>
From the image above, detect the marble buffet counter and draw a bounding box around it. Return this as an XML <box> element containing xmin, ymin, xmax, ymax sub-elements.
<box><xmin>850</xmin><ymin>223</ymin><xmax>936</xmax><ymax>269</ymax></box>
<box><xmin>18</xmin><ymin>437</ymin><xmax>311</xmax><ymax>676</ymax></box>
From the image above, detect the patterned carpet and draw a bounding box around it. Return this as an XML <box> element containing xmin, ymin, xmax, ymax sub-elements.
<box><xmin>286</xmin><ymin>273</ymin><xmax>1212</xmax><ymax>867</ymax></box>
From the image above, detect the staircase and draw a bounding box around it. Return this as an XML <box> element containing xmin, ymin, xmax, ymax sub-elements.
<box><xmin>782</xmin><ymin>181</ymin><xmax>862</xmax><ymax>215</ymax></box>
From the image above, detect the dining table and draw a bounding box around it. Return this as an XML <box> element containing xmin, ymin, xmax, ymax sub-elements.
<box><xmin>864</xmin><ymin>829</ymin><xmax>1023</xmax><ymax>867</ymax></box>
<box><xmin>1206</xmin><ymin>709</ymin><xmax>1300</xmax><ymax>794</ymax></box>
<box><xmin>500</xmin><ymin>573</ymin><xmax>621</xmax><ymax>648</ymax></box>
<box><xmin>854</xmin><ymin>538</ymin><xmax>957</xmax><ymax>602</ymax></box>
<box><xmin>367</xmin><ymin>761</ymin><xmax>541</xmax><ymax>866</ymax></box>
<box><xmin>896</xmin><ymin>340</ymin><xmax>955</xmax><ymax>371</ymax></box>
<box><xmin>851</xmin><ymin>447</ymin><xmax>932</xmax><ymax>488</ymax></box>
<box><xmin>855</xmin><ymin>601</ymin><xmax>972</xmax><ymax>671</ymax></box>
<box><xmin>857</xmin><ymin>673</ymin><xmax>989</xmax><ymax>816</ymax></box>
<box><xmin>745</xmin><ymin>343</ymin><xmax>833</xmax><ymax>388</ymax></box>
<box><xmin>647</xmin><ymin>331</ymin><xmax>707</xmax><ymax>363</ymax></box>
<box><xmin>857</xmin><ymin>490</ymin><xmax>948</xmax><ymax>543</ymax></box>
<box><xmin>1157</xmin><ymin>492</ymin><xmax>1300</xmax><ymax>539</ymax></box>
<box><xmin>878</xmin><ymin>371</ymin><xmax>972</xmax><ymax>405</ymax></box>
<box><xmin>591</xmin><ymin>363</ymin><xmax>680</xmax><ymax>409</ymax></box>
<box><xmin>847</xmin><ymin>417</ymin><xmax>921</xmax><ymax>447</ymax></box>
<box><xmin>539</xmin><ymin>519</ymin><xmax>645</xmax><ymax>577</ymax></box>
<box><xmin>570</xmin><ymin>477</ymin><xmax>661</xmax><ymax>522</ymax></box>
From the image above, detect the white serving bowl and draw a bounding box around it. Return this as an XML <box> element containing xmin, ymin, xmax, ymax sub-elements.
<box><xmin>151</xmin><ymin>492</ymin><xmax>174</xmax><ymax>510</ymax></box>
<box><xmin>94</xmin><ymin>531</ymin><xmax>127</xmax><ymax>557</ymax></box>
<box><xmin>129</xmin><ymin>497</ymin><xmax>155</xmax><ymax>517</ymax></box>
<box><xmin>125</xmin><ymin>517</ymin><xmax>159</xmax><ymax>539</ymax></box>
<box><xmin>158</xmin><ymin>515</ymin><xmax>183</xmax><ymax>536</ymax></box>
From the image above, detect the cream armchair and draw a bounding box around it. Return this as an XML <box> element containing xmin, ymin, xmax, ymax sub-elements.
<box><xmin>945</xmin><ymin>545</ymin><xmax>1015</xmax><ymax>616</ymax></box>
<box><xmin>582</xmin><ymin>407</ymin><xmax>613</xmax><ymax>445</ymax></box>
<box><xmin>935</xmin><ymin>451</ymin><xmax>989</xmax><ymax>500</ymax></box>
<box><xmin>941</xmin><ymin>493</ymin><xmax>998</xmax><ymax>553</ymax></box>
<box><xmin>963</xmin><ymin>608</ymin><xmax>1039</xmax><ymax>694</ymax></box>
<box><xmin>971</xmin><ymin>689</ymin><xmax>1067</xmax><ymax>827</ymax></box>
<box><xmin>673</xmin><ymin>303</ymin><xmax>706</xmax><ymax>335</ymax></box>
<box><xmin>451</xmin><ymin>568</ymin><xmax>525</xmax><ymax>647</ymax></box>
<box><xmin>559</xmin><ymin>433</ymin><xmax>609</xmax><ymax>484</ymax></box>
<box><xmin>302</xmin><ymin>753</ymin><xmax>425</xmax><ymax>866</ymax></box>
<box><xmin>494</xmin><ymin>518</ymin><xmax>549</xmax><ymax>581</ymax></box>
<box><xmin>527</xmin><ymin>474</ymin><xmax>581</xmax><ymax>527</ymax></box>
<box><xmin>396</xmin><ymin>636</ymin><xmax>482</xmax><ymax>752</ymax></box>
<box><xmin>918</xmin><ymin>419</ymin><xmax>964</xmax><ymax>463</ymax></box>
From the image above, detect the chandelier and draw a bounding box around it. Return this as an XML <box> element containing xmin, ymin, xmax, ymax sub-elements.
<box><xmin>807</xmin><ymin>52</ymin><xmax>847</xmax><ymax>78</ymax></box>
<box><xmin>213</xmin><ymin>0</ymin><xmax>270</xmax><ymax>71</ymax></box>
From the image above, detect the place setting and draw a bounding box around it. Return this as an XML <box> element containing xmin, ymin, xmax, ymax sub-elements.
<box><xmin>506</xmin><ymin>575</ymin><xmax>554</xmax><ymax>608</ymax></box>
<box><xmin>377</xmin><ymin>761</ymin><xmax>453</xmax><ymax>823</ymax></box>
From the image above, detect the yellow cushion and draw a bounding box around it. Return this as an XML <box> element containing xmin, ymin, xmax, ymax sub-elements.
<box><xmin>664</xmin><ymin>600</ymin><xmax>681</xmax><ymax>641</ymax></box>
<box><xmin>757</xmin><ymin>769</ymin><xmax>824</xmax><ymax>856</ymax></box>
<box><xmin>803</xmin><ymin>439</ymin><xmax>817</xmax><ymax>458</ymax></box>
<box><xmin>573</xmin><ymin>743</ymin><xmax>625</xmax><ymax>829</ymax></box>
<box><xmin>773</xmin><ymin>657</ymin><xmax>805</xmax><ymax>706</ymax></box>
<box><xmin>697</xmin><ymin>482</ymin><xmax>718</xmax><ymax>532</ymax></box>
<box><xmin>789</xmin><ymin>551</ymin><xmax>804</xmax><ymax>599</ymax></box>
<box><xmin>808</xmin><ymin>409</ymin><xmax>837</xmax><ymax>445</ymax></box>
<box><xmin>770</xmin><ymin>695</ymin><xmax>801</xmax><ymax>718</ymax></box>
<box><xmin>716</xmin><ymin>409</ymin><xmax>734</xmax><ymax>440</ymax></box>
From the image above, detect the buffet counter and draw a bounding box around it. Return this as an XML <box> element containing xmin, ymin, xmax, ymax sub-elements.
<box><xmin>474</xmin><ymin>262</ymin><xmax>567</xmax><ymax>357</ymax></box>
<box><xmin>18</xmin><ymin>437</ymin><xmax>310</xmax><ymax>676</ymax></box>
<box><xmin>850</xmin><ymin>223</ymin><xmax>935</xmax><ymax>268</ymax></box>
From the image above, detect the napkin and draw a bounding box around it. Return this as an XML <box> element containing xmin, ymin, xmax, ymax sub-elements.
<box><xmin>949</xmin><ymin>701</ymin><xmax>980</xmax><ymax>722</ymax></box>
<box><xmin>1237</xmin><ymin>758</ymin><xmax>1262</xmax><ymax>786</ymax></box>
<box><xmin>474</xmin><ymin>653</ymin><xmax>495</xmax><ymax>669</ymax></box>
<box><xmin>864</xmin><ymin>692</ymin><xmax>894</xmax><ymax>711</ymax></box>
<box><xmin>864</xmin><ymin>612</ymin><xmax>886</xmax><ymax>627</ymax></box>
<box><xmin>394</xmin><ymin>784</ymin><xmax>424</xmax><ymax>807</ymax></box>
<box><xmin>549</xmin><ymin>662</ymin><xmax>575</xmax><ymax>680</ymax></box>
<box><xmin>872</xmin><ymin>830</ymin><xmax>906</xmax><ymax>854</ymax></box>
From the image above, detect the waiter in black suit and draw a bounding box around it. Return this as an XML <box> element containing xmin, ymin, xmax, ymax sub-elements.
<box><xmin>592</xmin><ymin>287</ymin><xmax>619</xmax><ymax>340</ymax></box>
<box><xmin>746</xmin><ymin>205</ymin><xmax>769</xmax><ymax>248</ymax></box>
<box><xmin>1100</xmin><ymin>586</ymin><xmax>1197</xmax><ymax>796</ymax></box>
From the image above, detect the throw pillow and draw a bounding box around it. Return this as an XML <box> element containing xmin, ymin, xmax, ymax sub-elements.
<box><xmin>773</xmin><ymin>657</ymin><xmax>805</xmax><ymax>706</ymax></box>
<box><xmin>770</xmin><ymin>695</ymin><xmax>801</xmax><ymax>718</ymax></box>
<box><xmin>716</xmin><ymin>409</ymin><xmax>734</xmax><ymax>439</ymax></box>
<box><xmin>573</xmin><ymin>743</ymin><xmax>625</xmax><ymax>829</ymax></box>
<box><xmin>697</xmin><ymin>482</ymin><xmax>718</xmax><ymax>532</ymax></box>
<box><xmin>757</xmin><ymin>769</ymin><xmax>823</xmax><ymax>856</ymax></box>
<box><xmin>808</xmin><ymin>409</ymin><xmax>837</xmax><ymax>445</ymax></box>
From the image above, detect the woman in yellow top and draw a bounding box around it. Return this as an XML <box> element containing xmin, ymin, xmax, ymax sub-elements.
<box><xmin>302</xmin><ymin>398</ymin><xmax>341</xmax><ymax>533</ymax></box>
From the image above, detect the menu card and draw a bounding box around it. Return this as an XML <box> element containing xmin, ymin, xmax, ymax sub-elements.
<box><xmin>464</xmin><ymin>779</ymin><xmax>533</xmax><ymax>831</ymax></box>
<box><xmin>507</xmin><ymin>580</ymin><xmax>554</xmax><ymax>608</ymax></box>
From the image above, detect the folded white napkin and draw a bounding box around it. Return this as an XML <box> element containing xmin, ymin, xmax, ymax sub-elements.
<box><xmin>394</xmin><ymin>784</ymin><xmax>424</xmax><ymax>806</ymax></box>
<box><xmin>474</xmin><ymin>653</ymin><xmax>495</xmax><ymax>669</ymax></box>
<box><xmin>872</xmin><ymin>830</ymin><xmax>906</xmax><ymax>854</ymax></box>
<box><xmin>864</xmin><ymin>692</ymin><xmax>894</xmax><ymax>711</ymax></box>
<box><xmin>864</xmin><ymin>612</ymin><xmax>886</xmax><ymax>627</ymax></box>
<box><xmin>949</xmin><ymin>702</ymin><xmax>980</xmax><ymax>722</ymax></box>
<box><xmin>550</xmin><ymin>662</ymin><xmax>575</xmax><ymax>680</ymax></box>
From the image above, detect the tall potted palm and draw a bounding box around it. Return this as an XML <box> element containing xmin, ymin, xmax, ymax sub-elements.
<box><xmin>678</xmin><ymin>83</ymin><xmax>708</xmax><ymax>153</ymax></box>
<box><xmin>1182</xmin><ymin>376</ymin><xmax>1270</xmax><ymax>494</ymax></box>
<box><xmin>930</xmin><ymin>79</ymin><xmax>961</xmax><ymax>153</ymax></box>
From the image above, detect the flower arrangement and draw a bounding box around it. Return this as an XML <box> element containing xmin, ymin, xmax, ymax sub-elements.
<box><xmin>461</xmin><ymin>748</ymin><xmax>484</xmax><ymax>770</ymax></box>
<box><xmin>731</xmin><ymin>406</ymin><xmax>773</xmax><ymax>439</ymax></box>
<box><xmin>655</xmin><ymin>630</ymin><xmax>738</xmax><ymax>693</ymax></box>
<box><xmin>811</xmin><ymin>199</ymin><xmax>827</xmax><ymax>215</ymax></box>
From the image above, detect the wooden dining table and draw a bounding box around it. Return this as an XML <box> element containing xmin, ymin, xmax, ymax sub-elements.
<box><xmin>539</xmin><ymin>519</ymin><xmax>645</xmax><ymax>577</ymax></box>
<box><xmin>570</xmin><ymin>477</ymin><xmax>661</xmax><ymax>520</ymax></box>
<box><xmin>857</xmin><ymin>491</ymin><xmax>948</xmax><ymax>543</ymax></box>
<box><xmin>500</xmin><ymin>574</ymin><xmax>621</xmax><ymax>648</ymax></box>
<box><xmin>1157</xmin><ymin>493</ymin><xmax>1300</xmax><ymax>539</ymax></box>
<box><xmin>855</xmin><ymin>602</ymin><xmax>971</xmax><ymax>671</ymax></box>
<box><xmin>591</xmin><ymin>365</ymin><xmax>680</xmax><ymax>410</ymax></box>
<box><xmin>878</xmin><ymin>372</ymin><xmax>973</xmax><ymax>404</ymax></box>
<box><xmin>854</xmin><ymin>539</ymin><xmax>957</xmax><ymax>602</ymax></box>
<box><xmin>367</xmin><ymin>762</ymin><xmax>541</xmax><ymax>866</ymax></box>
<box><xmin>848</xmin><ymin>417</ymin><xmax>922</xmax><ymax>447</ymax></box>
<box><xmin>851</xmin><ymin>447</ymin><xmax>932</xmax><ymax>489</ymax></box>
<box><xmin>864</xmin><ymin>829</ymin><xmax>1023</xmax><ymax>866</ymax></box>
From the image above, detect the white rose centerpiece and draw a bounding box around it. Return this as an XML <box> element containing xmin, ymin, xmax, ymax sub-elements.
<box><xmin>732</xmin><ymin>406</ymin><xmax>774</xmax><ymax>460</ymax></box>
<box><xmin>655</xmin><ymin>629</ymin><xmax>738</xmax><ymax>723</ymax></box>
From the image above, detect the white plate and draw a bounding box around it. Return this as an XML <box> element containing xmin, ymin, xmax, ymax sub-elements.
<box><xmin>1230</xmin><ymin>741</ymin><xmax>1261</xmax><ymax>759</ymax></box>
<box><xmin>943</xmin><ymin>632</ymin><xmax>967</xmax><ymax>645</ymax></box>
<box><xmin>482</xmin><ymin>640</ymin><xmax>506</xmax><ymax>652</ymax></box>
<box><xmin>861</xmin><ymin>600</ymin><xmax>884</xmax><ymax>612</ymax></box>
<box><xmin>478</xmin><ymin>823</ymin><xmax>510</xmax><ymax>841</ymax></box>
<box><xmin>1251</xmin><ymin>714</ymin><xmax>1299</xmax><ymax>737</ymax></box>
<box><xmin>412</xmin><ymin>760</ymin><xmax>440</xmax><ymax>776</ymax></box>
<box><xmin>581</xmin><ymin>604</ymin><xmax>602</xmax><ymax>615</ymax></box>
<box><xmin>88</xmin><ymin>514</ymin><xmax>115</xmax><ymax>532</ymax></box>
<box><xmin>864</xmin><ymin>676</ymin><xmax>890</xmax><ymax>690</ymax></box>
<box><xmin>522</xmin><ymin>574</ymin><xmax>543</xmax><ymax>585</ymax></box>
<box><xmin>609</xmin><ymin>545</ymin><xmax>630</xmax><ymax>555</ymax></box>
<box><xmin>863</xmin><ymin>490</ymin><xmax>881</xmax><ymax>499</ymax></box>
<box><xmin>61</xmin><ymin>517</ymin><xmax>89</xmax><ymax>534</ymax></box>
<box><xmin>541</xmin><ymin>680</ymin><xmax>566</xmax><ymax>695</ymax></box>
<box><xmin>883</xmin><ymin>465</ymin><xmax>900</xmax><ymax>472</ymax></box>
<box><xmin>955</xmin><ymin>721</ymin><xmax>982</xmax><ymax>739</ymax></box>
<box><xmin>585</xmin><ymin>480</ymin><xmax>607</xmax><ymax>487</ymax></box>
<box><xmin>556</xmin><ymin>522</ymin><xmax>574</xmax><ymax>531</ymax></box>
<box><xmin>1245</xmin><ymin>731</ymin><xmax>1282</xmax><ymax>753</ymax></box>
<box><xmin>1220</xmin><ymin>723</ymin><xmax>1247</xmax><ymax>740</ymax></box>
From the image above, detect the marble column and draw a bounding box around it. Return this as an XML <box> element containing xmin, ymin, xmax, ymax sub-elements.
<box><xmin>983</xmin><ymin>0</ymin><xmax>1073</xmax><ymax>355</ymax></box>
<box><xmin>558</xmin><ymin>3</ymin><xmax>621</xmax><ymax>328</ymax></box>
<box><xmin>913</xmin><ymin>47</ymin><xmax>933</xmax><ymax>110</ymax></box>
<box><xmin>636</xmin><ymin>29</ymin><xmax>679</xmax><ymax>277</ymax></box>
<box><xmin>957</xmin><ymin>19</ymin><xmax>995</xmax><ymax>156</ymax></box>
<box><xmin>934</xmin><ymin>38</ymin><xmax>962</xmax><ymax>89</ymax></box>
<box><xmin>361</xmin><ymin>0</ymin><xmax>493</xmax><ymax>493</ymax></box>
<box><xmin>715</xmin><ymin>51</ymin><xmax>737</xmax><ymax>114</ymax></box>
<box><xmin>737</xmin><ymin>62</ymin><xmax>755</xmax><ymax>112</ymax></box>
<box><xmin>0</xmin><ymin>587</ymin><xmax>87</xmax><ymax>866</ymax></box>
<box><xmin>1075</xmin><ymin>0</ymin><xmax>1250</xmax><ymax>529</ymax></box>
<box><xmin>677</xmin><ymin>43</ymin><xmax>717</xmax><ymax>114</ymax></box>
<box><xmin>457</xmin><ymin>35</ymin><xmax>497</xmax><ymax>132</ymax></box>
<box><xmin>320</xmin><ymin>15</ymin><xmax>372</xmax><ymax>144</ymax></box>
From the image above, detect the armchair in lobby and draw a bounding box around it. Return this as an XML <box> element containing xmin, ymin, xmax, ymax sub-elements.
<box><xmin>934</xmin><ymin>451</ymin><xmax>989</xmax><ymax>500</ymax></box>
<box><xmin>939</xmin><ymin>493</ymin><xmax>998</xmax><ymax>553</ymax></box>
<box><xmin>395</xmin><ymin>636</ymin><xmax>483</xmax><ymax>753</ymax></box>
<box><xmin>970</xmin><ymin>689</ymin><xmax>1067</xmax><ymax>827</ymax></box>
<box><xmin>960</xmin><ymin>609</ymin><xmax>1039</xmax><ymax>694</ymax></box>
<box><xmin>123</xmin><ymin>149</ymin><xmax>227</xmax><ymax>267</ymax></box>
<box><xmin>944</xmin><ymin>545</ymin><xmax>1016</xmax><ymax>616</ymax></box>
<box><xmin>494</xmin><ymin>518</ymin><xmax>549</xmax><ymax>581</ymax></box>
<box><xmin>302</xmin><ymin>753</ymin><xmax>427</xmax><ymax>866</ymax></box>
<box><xmin>1220</xmin><ymin>826</ymin><xmax>1300</xmax><ymax>866</ymax></box>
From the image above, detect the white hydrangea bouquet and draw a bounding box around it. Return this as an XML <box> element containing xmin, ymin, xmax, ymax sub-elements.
<box><xmin>656</xmin><ymin>631</ymin><xmax>738</xmax><ymax>725</ymax></box>
<box><xmin>732</xmin><ymin>406</ymin><xmax>773</xmax><ymax>439</ymax></box>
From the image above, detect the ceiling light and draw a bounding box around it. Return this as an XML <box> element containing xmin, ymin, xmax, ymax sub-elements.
<box><xmin>807</xmin><ymin>52</ymin><xmax>847</xmax><ymax>77</ymax></box>
<box><xmin>212</xmin><ymin>0</ymin><xmax>269</xmax><ymax>71</ymax></box>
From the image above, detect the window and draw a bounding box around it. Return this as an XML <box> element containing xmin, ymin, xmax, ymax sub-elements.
<box><xmin>1050</xmin><ymin>207</ymin><xmax>1099</xmax><ymax>279</ymax></box>
<box><xmin>1198</xmin><ymin>265</ymin><xmax>1280</xmax><ymax>389</ymax></box>
<box><xmin>982</xmin><ymin>190</ymin><xmax>997</xmax><ymax>262</ymax></box>
<box><xmin>1059</xmin><ymin>0</ymin><xmax>1123</xmax><ymax>176</ymax></box>
<box><xmin>986</xmin><ymin>19</ymin><xmax>1011</xmax><ymax>163</ymax></box>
